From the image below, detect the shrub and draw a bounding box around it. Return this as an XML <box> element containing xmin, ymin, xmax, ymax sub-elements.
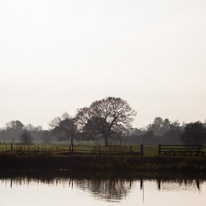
<box><xmin>19</xmin><ymin>130</ymin><xmax>33</xmax><ymax>145</ymax></box>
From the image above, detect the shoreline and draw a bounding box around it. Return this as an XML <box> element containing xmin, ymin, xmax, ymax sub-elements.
<box><xmin>0</xmin><ymin>169</ymin><xmax>206</xmax><ymax>181</ymax></box>
<box><xmin>0</xmin><ymin>152</ymin><xmax>206</xmax><ymax>174</ymax></box>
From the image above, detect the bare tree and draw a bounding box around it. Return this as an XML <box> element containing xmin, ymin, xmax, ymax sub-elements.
<box><xmin>6</xmin><ymin>120</ymin><xmax>24</xmax><ymax>131</ymax></box>
<box><xmin>180</xmin><ymin>122</ymin><xmax>206</xmax><ymax>145</ymax></box>
<box><xmin>49</xmin><ymin>113</ymin><xmax>78</xmax><ymax>146</ymax></box>
<box><xmin>19</xmin><ymin>129</ymin><xmax>33</xmax><ymax>145</ymax></box>
<box><xmin>4</xmin><ymin>120</ymin><xmax>24</xmax><ymax>141</ymax></box>
<box><xmin>77</xmin><ymin>97</ymin><xmax>136</xmax><ymax>146</ymax></box>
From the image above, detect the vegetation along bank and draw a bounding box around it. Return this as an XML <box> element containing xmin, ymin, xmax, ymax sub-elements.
<box><xmin>0</xmin><ymin>150</ymin><xmax>206</xmax><ymax>173</ymax></box>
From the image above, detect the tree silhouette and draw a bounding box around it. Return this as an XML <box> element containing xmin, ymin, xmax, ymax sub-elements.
<box><xmin>50</xmin><ymin>113</ymin><xmax>78</xmax><ymax>146</ymax></box>
<box><xmin>19</xmin><ymin>130</ymin><xmax>33</xmax><ymax>145</ymax></box>
<box><xmin>6</xmin><ymin>120</ymin><xmax>24</xmax><ymax>131</ymax></box>
<box><xmin>180</xmin><ymin>122</ymin><xmax>206</xmax><ymax>145</ymax></box>
<box><xmin>77</xmin><ymin>97</ymin><xmax>136</xmax><ymax>146</ymax></box>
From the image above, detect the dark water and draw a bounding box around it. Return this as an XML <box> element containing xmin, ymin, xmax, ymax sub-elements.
<box><xmin>0</xmin><ymin>171</ymin><xmax>205</xmax><ymax>206</ymax></box>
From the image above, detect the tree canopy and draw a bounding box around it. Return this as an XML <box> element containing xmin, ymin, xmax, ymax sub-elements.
<box><xmin>180</xmin><ymin>122</ymin><xmax>206</xmax><ymax>145</ymax></box>
<box><xmin>77</xmin><ymin>97</ymin><xmax>136</xmax><ymax>146</ymax></box>
<box><xmin>49</xmin><ymin>113</ymin><xmax>78</xmax><ymax>146</ymax></box>
<box><xmin>19</xmin><ymin>129</ymin><xmax>33</xmax><ymax>145</ymax></box>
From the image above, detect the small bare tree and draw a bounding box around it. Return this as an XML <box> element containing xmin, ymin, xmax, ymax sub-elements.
<box><xmin>77</xmin><ymin>97</ymin><xmax>136</xmax><ymax>146</ymax></box>
<box><xmin>180</xmin><ymin>122</ymin><xmax>206</xmax><ymax>145</ymax></box>
<box><xmin>19</xmin><ymin>130</ymin><xmax>33</xmax><ymax>145</ymax></box>
<box><xmin>49</xmin><ymin>113</ymin><xmax>78</xmax><ymax>146</ymax></box>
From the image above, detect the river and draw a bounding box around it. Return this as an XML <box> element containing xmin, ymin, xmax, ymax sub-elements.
<box><xmin>0</xmin><ymin>172</ymin><xmax>205</xmax><ymax>206</ymax></box>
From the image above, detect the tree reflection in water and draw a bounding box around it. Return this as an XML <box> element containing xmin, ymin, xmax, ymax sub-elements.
<box><xmin>156</xmin><ymin>179</ymin><xmax>201</xmax><ymax>192</ymax></box>
<box><xmin>0</xmin><ymin>171</ymin><xmax>205</xmax><ymax>203</ymax></box>
<box><xmin>75</xmin><ymin>179</ymin><xmax>132</xmax><ymax>202</ymax></box>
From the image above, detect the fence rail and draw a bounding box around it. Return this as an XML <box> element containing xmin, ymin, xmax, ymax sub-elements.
<box><xmin>158</xmin><ymin>144</ymin><xmax>204</xmax><ymax>156</ymax></box>
<box><xmin>0</xmin><ymin>144</ymin><xmax>205</xmax><ymax>156</ymax></box>
<box><xmin>0</xmin><ymin>144</ymin><xmax>144</xmax><ymax>155</ymax></box>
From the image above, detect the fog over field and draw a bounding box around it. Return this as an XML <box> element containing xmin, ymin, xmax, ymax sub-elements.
<box><xmin>0</xmin><ymin>0</ymin><xmax>206</xmax><ymax>129</ymax></box>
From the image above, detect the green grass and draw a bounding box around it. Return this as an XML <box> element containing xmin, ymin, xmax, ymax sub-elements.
<box><xmin>0</xmin><ymin>143</ymin><xmax>206</xmax><ymax>172</ymax></box>
<box><xmin>0</xmin><ymin>143</ymin><xmax>205</xmax><ymax>157</ymax></box>
<box><xmin>0</xmin><ymin>144</ymin><xmax>143</xmax><ymax>155</ymax></box>
<box><xmin>0</xmin><ymin>151</ymin><xmax>206</xmax><ymax>172</ymax></box>
<box><xmin>0</xmin><ymin>144</ymin><xmax>139</xmax><ymax>153</ymax></box>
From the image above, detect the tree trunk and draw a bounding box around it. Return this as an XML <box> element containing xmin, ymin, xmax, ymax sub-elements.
<box><xmin>70</xmin><ymin>136</ymin><xmax>74</xmax><ymax>152</ymax></box>
<box><xmin>70</xmin><ymin>136</ymin><xmax>73</xmax><ymax>147</ymax></box>
<box><xmin>104</xmin><ymin>135</ymin><xmax>109</xmax><ymax>146</ymax></box>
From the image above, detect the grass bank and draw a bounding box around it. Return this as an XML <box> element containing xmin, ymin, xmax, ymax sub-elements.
<box><xmin>0</xmin><ymin>151</ymin><xmax>206</xmax><ymax>174</ymax></box>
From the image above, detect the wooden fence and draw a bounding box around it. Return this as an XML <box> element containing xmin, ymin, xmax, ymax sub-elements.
<box><xmin>0</xmin><ymin>144</ymin><xmax>144</xmax><ymax>155</ymax></box>
<box><xmin>0</xmin><ymin>144</ymin><xmax>205</xmax><ymax>156</ymax></box>
<box><xmin>158</xmin><ymin>145</ymin><xmax>204</xmax><ymax>156</ymax></box>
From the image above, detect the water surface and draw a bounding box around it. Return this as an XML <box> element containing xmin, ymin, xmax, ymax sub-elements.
<box><xmin>0</xmin><ymin>174</ymin><xmax>205</xmax><ymax>206</ymax></box>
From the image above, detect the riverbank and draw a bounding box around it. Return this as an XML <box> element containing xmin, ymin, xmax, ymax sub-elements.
<box><xmin>0</xmin><ymin>152</ymin><xmax>206</xmax><ymax>174</ymax></box>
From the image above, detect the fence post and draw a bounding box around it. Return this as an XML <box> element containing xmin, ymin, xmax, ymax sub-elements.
<box><xmin>71</xmin><ymin>144</ymin><xmax>74</xmax><ymax>153</ymax></box>
<box><xmin>129</xmin><ymin>145</ymin><xmax>132</xmax><ymax>154</ymax></box>
<box><xmin>11</xmin><ymin>144</ymin><xmax>13</xmax><ymax>151</ymax></box>
<box><xmin>197</xmin><ymin>145</ymin><xmax>201</xmax><ymax>156</ymax></box>
<box><xmin>158</xmin><ymin>144</ymin><xmax>161</xmax><ymax>155</ymax></box>
<box><xmin>158</xmin><ymin>179</ymin><xmax>161</xmax><ymax>190</ymax></box>
<box><xmin>140</xmin><ymin>144</ymin><xmax>143</xmax><ymax>156</ymax></box>
<box><xmin>140</xmin><ymin>179</ymin><xmax>143</xmax><ymax>189</ymax></box>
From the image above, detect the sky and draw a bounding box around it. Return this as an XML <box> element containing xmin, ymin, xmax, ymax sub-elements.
<box><xmin>0</xmin><ymin>0</ymin><xmax>206</xmax><ymax>129</ymax></box>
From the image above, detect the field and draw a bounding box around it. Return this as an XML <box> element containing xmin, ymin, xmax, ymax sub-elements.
<box><xmin>0</xmin><ymin>143</ymin><xmax>205</xmax><ymax>156</ymax></box>
<box><xmin>0</xmin><ymin>143</ymin><xmax>205</xmax><ymax>172</ymax></box>
<box><xmin>0</xmin><ymin>143</ymin><xmax>159</xmax><ymax>155</ymax></box>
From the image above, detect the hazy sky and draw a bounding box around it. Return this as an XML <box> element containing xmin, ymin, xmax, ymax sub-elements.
<box><xmin>0</xmin><ymin>0</ymin><xmax>206</xmax><ymax>129</ymax></box>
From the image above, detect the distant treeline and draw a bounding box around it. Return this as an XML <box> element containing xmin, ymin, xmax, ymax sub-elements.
<box><xmin>0</xmin><ymin>117</ymin><xmax>205</xmax><ymax>145</ymax></box>
<box><xmin>128</xmin><ymin>117</ymin><xmax>206</xmax><ymax>145</ymax></box>
<box><xmin>0</xmin><ymin>120</ymin><xmax>53</xmax><ymax>143</ymax></box>
<box><xmin>128</xmin><ymin>117</ymin><xmax>183</xmax><ymax>145</ymax></box>
<box><xmin>0</xmin><ymin>97</ymin><xmax>206</xmax><ymax>145</ymax></box>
